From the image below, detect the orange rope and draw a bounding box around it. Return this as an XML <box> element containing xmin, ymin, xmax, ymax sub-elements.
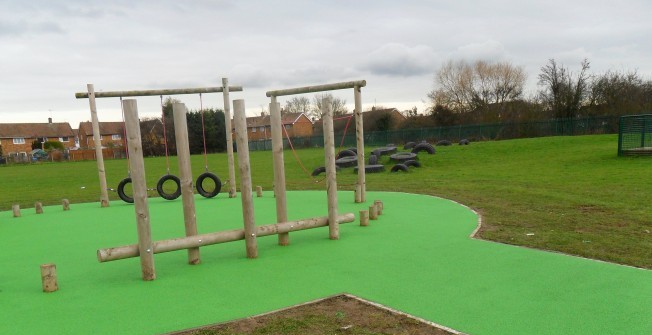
<box><xmin>160</xmin><ymin>95</ymin><xmax>171</xmax><ymax>175</ymax></box>
<box><xmin>199</xmin><ymin>93</ymin><xmax>209</xmax><ymax>171</ymax></box>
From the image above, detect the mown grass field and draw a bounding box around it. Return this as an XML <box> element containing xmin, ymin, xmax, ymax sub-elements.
<box><xmin>1</xmin><ymin>134</ymin><xmax>650</xmax><ymax>268</ymax></box>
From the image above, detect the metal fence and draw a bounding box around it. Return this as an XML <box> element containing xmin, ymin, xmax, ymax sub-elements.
<box><xmin>248</xmin><ymin>115</ymin><xmax>622</xmax><ymax>151</ymax></box>
<box><xmin>618</xmin><ymin>114</ymin><xmax>652</xmax><ymax>156</ymax></box>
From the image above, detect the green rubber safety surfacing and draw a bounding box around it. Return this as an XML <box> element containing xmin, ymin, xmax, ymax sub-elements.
<box><xmin>0</xmin><ymin>191</ymin><xmax>650</xmax><ymax>334</ymax></box>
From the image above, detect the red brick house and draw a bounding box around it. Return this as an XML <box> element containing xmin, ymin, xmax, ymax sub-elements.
<box><xmin>77</xmin><ymin>121</ymin><xmax>125</xmax><ymax>149</ymax></box>
<box><xmin>0</xmin><ymin>119</ymin><xmax>75</xmax><ymax>158</ymax></box>
<box><xmin>243</xmin><ymin>112</ymin><xmax>313</xmax><ymax>140</ymax></box>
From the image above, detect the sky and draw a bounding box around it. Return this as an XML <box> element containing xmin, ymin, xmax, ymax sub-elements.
<box><xmin>1</xmin><ymin>0</ymin><xmax>651</xmax><ymax>127</ymax></box>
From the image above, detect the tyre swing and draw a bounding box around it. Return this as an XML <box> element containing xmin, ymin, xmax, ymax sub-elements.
<box><xmin>115</xmin><ymin>97</ymin><xmax>154</xmax><ymax>203</ymax></box>
<box><xmin>194</xmin><ymin>93</ymin><xmax>222</xmax><ymax>198</ymax></box>
<box><xmin>156</xmin><ymin>95</ymin><xmax>182</xmax><ymax>201</ymax></box>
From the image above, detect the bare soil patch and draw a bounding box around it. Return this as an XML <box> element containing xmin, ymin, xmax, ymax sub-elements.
<box><xmin>169</xmin><ymin>294</ymin><xmax>462</xmax><ymax>335</ymax></box>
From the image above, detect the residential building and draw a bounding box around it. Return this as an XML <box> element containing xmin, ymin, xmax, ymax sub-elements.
<box><xmin>243</xmin><ymin>112</ymin><xmax>313</xmax><ymax>141</ymax></box>
<box><xmin>0</xmin><ymin>118</ymin><xmax>75</xmax><ymax>158</ymax></box>
<box><xmin>77</xmin><ymin>121</ymin><xmax>125</xmax><ymax>149</ymax></box>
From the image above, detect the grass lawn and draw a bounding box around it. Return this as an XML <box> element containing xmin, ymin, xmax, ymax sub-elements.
<box><xmin>1</xmin><ymin>134</ymin><xmax>650</xmax><ymax>268</ymax></box>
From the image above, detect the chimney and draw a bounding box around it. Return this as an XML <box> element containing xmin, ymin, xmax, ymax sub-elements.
<box><xmin>261</xmin><ymin>111</ymin><xmax>266</xmax><ymax>117</ymax></box>
<box><xmin>48</xmin><ymin>117</ymin><xmax>52</xmax><ymax>123</ymax></box>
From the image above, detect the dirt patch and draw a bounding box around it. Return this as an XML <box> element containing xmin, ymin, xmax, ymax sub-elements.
<box><xmin>168</xmin><ymin>294</ymin><xmax>463</xmax><ymax>335</ymax></box>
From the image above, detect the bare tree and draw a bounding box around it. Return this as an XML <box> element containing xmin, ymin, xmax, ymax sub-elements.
<box><xmin>428</xmin><ymin>59</ymin><xmax>526</xmax><ymax>119</ymax></box>
<box><xmin>537</xmin><ymin>58</ymin><xmax>591</xmax><ymax>119</ymax></box>
<box><xmin>283</xmin><ymin>96</ymin><xmax>311</xmax><ymax>115</ymax></box>
<box><xmin>588</xmin><ymin>70</ymin><xmax>651</xmax><ymax>116</ymax></box>
<box><xmin>311</xmin><ymin>93</ymin><xmax>348</xmax><ymax>119</ymax></box>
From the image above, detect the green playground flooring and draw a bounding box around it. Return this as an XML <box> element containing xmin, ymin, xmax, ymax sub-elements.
<box><xmin>1</xmin><ymin>191</ymin><xmax>650</xmax><ymax>334</ymax></box>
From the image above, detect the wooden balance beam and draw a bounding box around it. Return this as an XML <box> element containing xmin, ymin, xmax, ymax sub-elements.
<box><xmin>97</xmin><ymin>213</ymin><xmax>355</xmax><ymax>262</ymax></box>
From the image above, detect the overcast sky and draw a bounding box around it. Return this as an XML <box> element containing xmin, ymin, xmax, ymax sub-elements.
<box><xmin>1</xmin><ymin>0</ymin><xmax>650</xmax><ymax>127</ymax></box>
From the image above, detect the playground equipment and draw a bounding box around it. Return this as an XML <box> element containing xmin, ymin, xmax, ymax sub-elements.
<box><xmin>75</xmin><ymin>80</ymin><xmax>242</xmax><ymax>206</ymax></box>
<box><xmin>97</xmin><ymin>98</ymin><xmax>355</xmax><ymax>280</ymax></box>
<box><xmin>618</xmin><ymin>114</ymin><xmax>652</xmax><ymax>156</ymax></box>
<box><xmin>265</xmin><ymin>80</ymin><xmax>367</xmax><ymax>245</ymax></box>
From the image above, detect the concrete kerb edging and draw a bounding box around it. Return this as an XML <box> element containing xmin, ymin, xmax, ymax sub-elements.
<box><xmin>164</xmin><ymin>293</ymin><xmax>467</xmax><ymax>335</ymax></box>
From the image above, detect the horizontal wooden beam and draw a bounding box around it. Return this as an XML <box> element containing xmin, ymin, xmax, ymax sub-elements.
<box><xmin>266</xmin><ymin>80</ymin><xmax>366</xmax><ymax>97</ymax></box>
<box><xmin>97</xmin><ymin>213</ymin><xmax>355</xmax><ymax>262</ymax></box>
<box><xmin>75</xmin><ymin>86</ymin><xmax>243</xmax><ymax>99</ymax></box>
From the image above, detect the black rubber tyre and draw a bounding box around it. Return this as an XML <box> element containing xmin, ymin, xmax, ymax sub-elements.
<box><xmin>335</xmin><ymin>156</ymin><xmax>358</xmax><ymax>168</ymax></box>
<box><xmin>354</xmin><ymin>164</ymin><xmax>385</xmax><ymax>173</ymax></box>
<box><xmin>368</xmin><ymin>154</ymin><xmax>379</xmax><ymax>165</ymax></box>
<box><xmin>403</xmin><ymin>142</ymin><xmax>416</xmax><ymax>149</ymax></box>
<box><xmin>196</xmin><ymin>172</ymin><xmax>221</xmax><ymax>198</ymax></box>
<box><xmin>389</xmin><ymin>152</ymin><xmax>418</xmax><ymax>163</ymax></box>
<box><xmin>156</xmin><ymin>174</ymin><xmax>181</xmax><ymax>200</ymax></box>
<box><xmin>345</xmin><ymin>147</ymin><xmax>358</xmax><ymax>154</ymax></box>
<box><xmin>374</xmin><ymin>146</ymin><xmax>398</xmax><ymax>156</ymax></box>
<box><xmin>386</xmin><ymin>143</ymin><xmax>395</xmax><ymax>147</ymax></box>
<box><xmin>403</xmin><ymin>160</ymin><xmax>421</xmax><ymax>168</ymax></box>
<box><xmin>411</xmin><ymin>143</ymin><xmax>435</xmax><ymax>155</ymax></box>
<box><xmin>336</xmin><ymin>149</ymin><xmax>357</xmax><ymax>159</ymax></box>
<box><xmin>391</xmin><ymin>164</ymin><xmax>409</xmax><ymax>172</ymax></box>
<box><xmin>117</xmin><ymin>177</ymin><xmax>134</xmax><ymax>204</ymax></box>
<box><xmin>311</xmin><ymin>166</ymin><xmax>341</xmax><ymax>176</ymax></box>
<box><xmin>436</xmin><ymin>140</ymin><xmax>452</xmax><ymax>146</ymax></box>
<box><xmin>459</xmin><ymin>139</ymin><xmax>470</xmax><ymax>145</ymax></box>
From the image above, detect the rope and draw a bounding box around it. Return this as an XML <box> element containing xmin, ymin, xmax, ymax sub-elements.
<box><xmin>160</xmin><ymin>95</ymin><xmax>171</xmax><ymax>175</ymax></box>
<box><xmin>199</xmin><ymin>93</ymin><xmax>209</xmax><ymax>172</ymax></box>
<box><xmin>119</xmin><ymin>97</ymin><xmax>130</xmax><ymax>177</ymax></box>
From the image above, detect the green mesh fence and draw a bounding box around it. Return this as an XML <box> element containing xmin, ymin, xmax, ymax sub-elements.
<box><xmin>249</xmin><ymin>115</ymin><xmax>621</xmax><ymax>151</ymax></box>
<box><xmin>618</xmin><ymin>114</ymin><xmax>652</xmax><ymax>156</ymax></box>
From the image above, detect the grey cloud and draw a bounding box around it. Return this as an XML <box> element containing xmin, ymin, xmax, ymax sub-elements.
<box><xmin>0</xmin><ymin>20</ymin><xmax>65</xmax><ymax>37</ymax></box>
<box><xmin>362</xmin><ymin>43</ymin><xmax>439</xmax><ymax>77</ymax></box>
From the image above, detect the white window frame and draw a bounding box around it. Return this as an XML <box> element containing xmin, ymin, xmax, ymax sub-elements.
<box><xmin>251</xmin><ymin>127</ymin><xmax>257</xmax><ymax>133</ymax></box>
<box><xmin>59</xmin><ymin>137</ymin><xmax>69</xmax><ymax>142</ymax></box>
<box><xmin>13</xmin><ymin>137</ymin><xmax>25</xmax><ymax>144</ymax></box>
<box><xmin>111</xmin><ymin>134</ymin><xmax>122</xmax><ymax>140</ymax></box>
<box><xmin>259</xmin><ymin>126</ymin><xmax>265</xmax><ymax>132</ymax></box>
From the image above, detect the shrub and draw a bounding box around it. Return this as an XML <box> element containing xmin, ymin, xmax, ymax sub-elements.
<box><xmin>44</xmin><ymin>141</ymin><xmax>65</xmax><ymax>151</ymax></box>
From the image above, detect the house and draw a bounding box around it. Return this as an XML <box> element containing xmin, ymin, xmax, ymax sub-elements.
<box><xmin>313</xmin><ymin>107</ymin><xmax>407</xmax><ymax>134</ymax></box>
<box><xmin>77</xmin><ymin>121</ymin><xmax>125</xmax><ymax>149</ymax></box>
<box><xmin>243</xmin><ymin>112</ymin><xmax>313</xmax><ymax>141</ymax></box>
<box><xmin>0</xmin><ymin>118</ymin><xmax>75</xmax><ymax>158</ymax></box>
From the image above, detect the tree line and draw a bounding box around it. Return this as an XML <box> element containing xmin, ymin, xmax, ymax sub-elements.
<box><xmin>406</xmin><ymin>58</ymin><xmax>652</xmax><ymax>128</ymax></box>
<box><xmin>139</xmin><ymin>98</ymin><xmax>227</xmax><ymax>157</ymax></box>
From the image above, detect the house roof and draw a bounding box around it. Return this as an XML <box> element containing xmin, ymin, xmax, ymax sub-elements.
<box><xmin>0</xmin><ymin>122</ymin><xmax>74</xmax><ymax>139</ymax></box>
<box><xmin>78</xmin><ymin>121</ymin><xmax>124</xmax><ymax>136</ymax></box>
<box><xmin>244</xmin><ymin>112</ymin><xmax>310</xmax><ymax>128</ymax></box>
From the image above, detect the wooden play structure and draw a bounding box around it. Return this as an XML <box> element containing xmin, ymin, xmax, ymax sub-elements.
<box><xmin>75</xmin><ymin>80</ymin><xmax>242</xmax><ymax>206</ymax></box>
<box><xmin>265</xmin><ymin>80</ymin><xmax>367</xmax><ymax>244</ymax></box>
<box><xmin>96</xmin><ymin>98</ymin><xmax>356</xmax><ymax>280</ymax></box>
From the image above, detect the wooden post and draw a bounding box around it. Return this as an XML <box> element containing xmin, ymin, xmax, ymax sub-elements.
<box><xmin>256</xmin><ymin>186</ymin><xmax>263</xmax><ymax>197</ymax></box>
<box><xmin>97</xmin><ymin>213</ymin><xmax>355</xmax><ymax>262</ymax></box>
<box><xmin>35</xmin><ymin>202</ymin><xmax>43</xmax><ymax>214</ymax></box>
<box><xmin>354</xmin><ymin>183</ymin><xmax>361</xmax><ymax>203</ymax></box>
<box><xmin>374</xmin><ymin>200</ymin><xmax>383</xmax><ymax>215</ymax></box>
<box><xmin>87</xmin><ymin>84</ymin><xmax>110</xmax><ymax>208</ymax></box>
<box><xmin>354</xmin><ymin>85</ymin><xmax>366</xmax><ymax>203</ymax></box>
<box><xmin>40</xmin><ymin>263</ymin><xmax>58</xmax><ymax>293</ymax></box>
<box><xmin>359</xmin><ymin>210</ymin><xmax>369</xmax><ymax>227</ymax></box>
<box><xmin>123</xmin><ymin>99</ymin><xmax>156</xmax><ymax>281</ymax></box>
<box><xmin>222</xmin><ymin>78</ymin><xmax>238</xmax><ymax>198</ymax></box>
<box><xmin>369</xmin><ymin>205</ymin><xmax>378</xmax><ymax>220</ymax></box>
<box><xmin>322</xmin><ymin>96</ymin><xmax>339</xmax><ymax>240</ymax></box>
<box><xmin>173</xmin><ymin>102</ymin><xmax>200</xmax><ymax>265</ymax></box>
<box><xmin>62</xmin><ymin>199</ymin><xmax>70</xmax><ymax>211</ymax></box>
<box><xmin>12</xmin><ymin>204</ymin><xmax>20</xmax><ymax>218</ymax></box>
<box><xmin>270</xmin><ymin>97</ymin><xmax>289</xmax><ymax>246</ymax></box>
<box><xmin>233</xmin><ymin>99</ymin><xmax>258</xmax><ymax>259</ymax></box>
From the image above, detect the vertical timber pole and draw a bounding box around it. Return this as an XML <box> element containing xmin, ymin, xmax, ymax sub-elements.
<box><xmin>222</xmin><ymin>78</ymin><xmax>238</xmax><ymax>198</ymax></box>
<box><xmin>323</xmin><ymin>97</ymin><xmax>339</xmax><ymax>240</ymax></box>
<box><xmin>233</xmin><ymin>99</ymin><xmax>258</xmax><ymax>258</ymax></box>
<box><xmin>87</xmin><ymin>84</ymin><xmax>110</xmax><ymax>207</ymax></box>
<box><xmin>354</xmin><ymin>85</ymin><xmax>366</xmax><ymax>203</ymax></box>
<box><xmin>122</xmin><ymin>99</ymin><xmax>156</xmax><ymax>281</ymax></box>
<box><xmin>270</xmin><ymin>96</ymin><xmax>289</xmax><ymax>245</ymax></box>
<box><xmin>173</xmin><ymin>102</ymin><xmax>201</xmax><ymax>265</ymax></box>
